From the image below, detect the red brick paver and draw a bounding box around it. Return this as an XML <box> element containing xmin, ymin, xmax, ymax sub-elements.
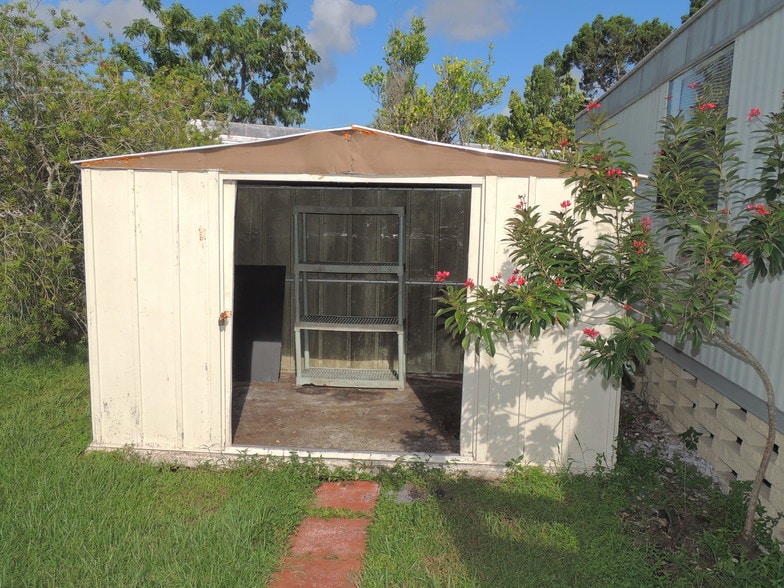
<box><xmin>314</xmin><ymin>480</ymin><xmax>380</xmax><ymax>513</ymax></box>
<box><xmin>268</xmin><ymin>481</ymin><xmax>380</xmax><ymax>588</ymax></box>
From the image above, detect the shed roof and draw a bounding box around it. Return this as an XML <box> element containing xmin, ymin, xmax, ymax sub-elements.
<box><xmin>74</xmin><ymin>125</ymin><xmax>567</xmax><ymax>178</ymax></box>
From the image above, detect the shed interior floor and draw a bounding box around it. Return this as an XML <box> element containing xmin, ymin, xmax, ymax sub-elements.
<box><xmin>231</xmin><ymin>373</ymin><xmax>461</xmax><ymax>454</ymax></box>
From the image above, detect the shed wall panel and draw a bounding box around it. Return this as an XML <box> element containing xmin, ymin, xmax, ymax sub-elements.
<box><xmin>177</xmin><ymin>172</ymin><xmax>217</xmax><ymax>448</ymax></box>
<box><xmin>85</xmin><ymin>169</ymin><xmax>141</xmax><ymax>444</ymax></box>
<box><xmin>133</xmin><ymin>171</ymin><xmax>179</xmax><ymax>447</ymax></box>
<box><xmin>522</xmin><ymin>330</ymin><xmax>568</xmax><ymax>465</ymax></box>
<box><xmin>462</xmin><ymin>176</ymin><xmax>618</xmax><ymax>466</ymax></box>
<box><xmin>485</xmin><ymin>341</ymin><xmax>525</xmax><ymax>463</ymax></box>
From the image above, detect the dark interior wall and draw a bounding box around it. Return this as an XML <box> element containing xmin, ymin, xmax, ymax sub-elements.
<box><xmin>232</xmin><ymin>265</ymin><xmax>286</xmax><ymax>381</ymax></box>
<box><xmin>233</xmin><ymin>183</ymin><xmax>469</xmax><ymax>375</ymax></box>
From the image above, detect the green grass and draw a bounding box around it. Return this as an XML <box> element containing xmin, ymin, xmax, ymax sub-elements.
<box><xmin>2</xmin><ymin>346</ymin><xmax>783</xmax><ymax>586</ymax></box>
<box><xmin>0</xmin><ymin>347</ymin><xmax>320</xmax><ymax>586</ymax></box>
<box><xmin>361</xmin><ymin>462</ymin><xmax>656</xmax><ymax>586</ymax></box>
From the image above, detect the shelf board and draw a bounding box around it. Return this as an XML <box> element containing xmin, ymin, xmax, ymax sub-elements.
<box><xmin>296</xmin><ymin>315</ymin><xmax>402</xmax><ymax>332</ymax></box>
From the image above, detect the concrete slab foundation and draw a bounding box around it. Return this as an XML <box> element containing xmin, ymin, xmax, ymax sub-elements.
<box><xmin>231</xmin><ymin>373</ymin><xmax>462</xmax><ymax>454</ymax></box>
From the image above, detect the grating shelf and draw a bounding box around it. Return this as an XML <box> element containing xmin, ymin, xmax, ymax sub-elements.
<box><xmin>296</xmin><ymin>315</ymin><xmax>401</xmax><ymax>332</ymax></box>
<box><xmin>296</xmin><ymin>261</ymin><xmax>403</xmax><ymax>274</ymax></box>
<box><xmin>293</xmin><ymin>205</ymin><xmax>406</xmax><ymax>390</ymax></box>
<box><xmin>297</xmin><ymin>367</ymin><xmax>401</xmax><ymax>389</ymax></box>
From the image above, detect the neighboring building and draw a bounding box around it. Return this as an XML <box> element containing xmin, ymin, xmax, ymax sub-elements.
<box><xmin>75</xmin><ymin>126</ymin><xmax>619</xmax><ymax>474</ymax></box>
<box><xmin>577</xmin><ymin>0</ymin><xmax>784</xmax><ymax>532</ymax></box>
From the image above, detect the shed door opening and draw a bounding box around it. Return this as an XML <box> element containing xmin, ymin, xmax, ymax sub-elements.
<box><xmin>231</xmin><ymin>183</ymin><xmax>469</xmax><ymax>454</ymax></box>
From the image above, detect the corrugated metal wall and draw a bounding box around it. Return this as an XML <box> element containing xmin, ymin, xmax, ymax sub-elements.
<box><xmin>234</xmin><ymin>183</ymin><xmax>469</xmax><ymax>376</ymax></box>
<box><xmin>589</xmin><ymin>3</ymin><xmax>784</xmax><ymax>412</ymax></box>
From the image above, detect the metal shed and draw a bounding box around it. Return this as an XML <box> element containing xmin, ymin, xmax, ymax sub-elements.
<box><xmin>76</xmin><ymin>126</ymin><xmax>619</xmax><ymax>472</ymax></box>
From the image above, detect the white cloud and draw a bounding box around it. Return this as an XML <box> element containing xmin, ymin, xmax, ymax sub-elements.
<box><xmin>307</xmin><ymin>0</ymin><xmax>376</xmax><ymax>87</ymax></box>
<box><xmin>423</xmin><ymin>0</ymin><xmax>517</xmax><ymax>41</ymax></box>
<box><xmin>40</xmin><ymin>0</ymin><xmax>153</xmax><ymax>36</ymax></box>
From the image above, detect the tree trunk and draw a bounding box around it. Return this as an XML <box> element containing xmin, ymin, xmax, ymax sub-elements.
<box><xmin>713</xmin><ymin>330</ymin><xmax>777</xmax><ymax>543</ymax></box>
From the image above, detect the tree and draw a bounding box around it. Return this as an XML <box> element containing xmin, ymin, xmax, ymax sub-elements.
<box><xmin>115</xmin><ymin>0</ymin><xmax>319</xmax><ymax>125</ymax></box>
<box><xmin>493</xmin><ymin>14</ymin><xmax>670</xmax><ymax>154</ymax></box>
<box><xmin>0</xmin><ymin>2</ymin><xmax>215</xmax><ymax>348</ymax></box>
<box><xmin>682</xmin><ymin>0</ymin><xmax>710</xmax><ymax>23</ymax></box>
<box><xmin>435</xmin><ymin>102</ymin><xmax>784</xmax><ymax>545</ymax></box>
<box><xmin>363</xmin><ymin>17</ymin><xmax>508</xmax><ymax>144</ymax></box>
<box><xmin>492</xmin><ymin>51</ymin><xmax>585</xmax><ymax>154</ymax></box>
<box><xmin>563</xmin><ymin>15</ymin><xmax>673</xmax><ymax>96</ymax></box>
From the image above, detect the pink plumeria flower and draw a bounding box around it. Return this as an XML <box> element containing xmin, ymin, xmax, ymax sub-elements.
<box><xmin>732</xmin><ymin>252</ymin><xmax>750</xmax><ymax>266</ymax></box>
<box><xmin>464</xmin><ymin>278</ymin><xmax>475</xmax><ymax>291</ymax></box>
<box><xmin>746</xmin><ymin>203</ymin><xmax>770</xmax><ymax>215</ymax></box>
<box><xmin>435</xmin><ymin>270</ymin><xmax>450</xmax><ymax>282</ymax></box>
<box><xmin>748</xmin><ymin>107</ymin><xmax>761</xmax><ymax>121</ymax></box>
<box><xmin>583</xmin><ymin>328</ymin><xmax>600</xmax><ymax>338</ymax></box>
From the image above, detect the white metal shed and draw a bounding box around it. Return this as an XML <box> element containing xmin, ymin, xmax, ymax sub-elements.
<box><xmin>76</xmin><ymin>125</ymin><xmax>619</xmax><ymax>472</ymax></box>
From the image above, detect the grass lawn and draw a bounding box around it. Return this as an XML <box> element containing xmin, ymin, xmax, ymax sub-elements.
<box><xmin>2</xmin><ymin>346</ymin><xmax>783</xmax><ymax>586</ymax></box>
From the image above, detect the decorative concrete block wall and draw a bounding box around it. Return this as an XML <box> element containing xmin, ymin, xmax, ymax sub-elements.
<box><xmin>642</xmin><ymin>352</ymin><xmax>783</xmax><ymax>541</ymax></box>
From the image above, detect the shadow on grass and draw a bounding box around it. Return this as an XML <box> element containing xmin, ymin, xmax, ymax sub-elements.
<box><xmin>363</xmin><ymin>461</ymin><xmax>653</xmax><ymax>587</ymax></box>
<box><xmin>425</xmin><ymin>468</ymin><xmax>652</xmax><ymax>587</ymax></box>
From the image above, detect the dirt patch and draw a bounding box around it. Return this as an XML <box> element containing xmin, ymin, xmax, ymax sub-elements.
<box><xmin>620</xmin><ymin>389</ymin><xmax>719</xmax><ymax>483</ymax></box>
<box><xmin>618</xmin><ymin>388</ymin><xmax>727</xmax><ymax>571</ymax></box>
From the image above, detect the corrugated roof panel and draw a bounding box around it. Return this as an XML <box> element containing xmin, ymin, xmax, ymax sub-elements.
<box><xmin>75</xmin><ymin>125</ymin><xmax>567</xmax><ymax>178</ymax></box>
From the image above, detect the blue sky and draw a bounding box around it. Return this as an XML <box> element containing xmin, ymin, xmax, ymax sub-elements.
<box><xmin>40</xmin><ymin>0</ymin><xmax>690</xmax><ymax>129</ymax></box>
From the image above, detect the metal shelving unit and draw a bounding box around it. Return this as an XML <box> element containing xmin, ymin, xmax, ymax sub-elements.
<box><xmin>293</xmin><ymin>206</ymin><xmax>405</xmax><ymax>389</ymax></box>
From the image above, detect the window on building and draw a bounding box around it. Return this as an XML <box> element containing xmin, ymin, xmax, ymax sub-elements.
<box><xmin>667</xmin><ymin>43</ymin><xmax>734</xmax><ymax>117</ymax></box>
<box><xmin>659</xmin><ymin>44</ymin><xmax>734</xmax><ymax>210</ymax></box>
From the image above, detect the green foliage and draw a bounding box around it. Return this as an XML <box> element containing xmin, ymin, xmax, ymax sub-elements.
<box><xmin>0</xmin><ymin>2</ymin><xmax>216</xmax><ymax>348</ymax></box>
<box><xmin>737</xmin><ymin>107</ymin><xmax>784</xmax><ymax>279</ymax></box>
<box><xmin>563</xmin><ymin>14</ymin><xmax>673</xmax><ymax>97</ymax></box>
<box><xmin>363</xmin><ymin>17</ymin><xmax>507</xmax><ymax>144</ymax></box>
<box><xmin>437</xmin><ymin>101</ymin><xmax>784</xmax><ymax>378</ymax></box>
<box><xmin>493</xmin><ymin>13</ymin><xmax>669</xmax><ymax>154</ymax></box>
<box><xmin>3</xmin><ymin>346</ymin><xmax>782</xmax><ymax>585</ymax></box>
<box><xmin>436</xmin><ymin>98</ymin><xmax>784</xmax><ymax>543</ymax></box>
<box><xmin>115</xmin><ymin>0</ymin><xmax>319</xmax><ymax>125</ymax></box>
<box><xmin>492</xmin><ymin>51</ymin><xmax>586</xmax><ymax>154</ymax></box>
<box><xmin>581</xmin><ymin>316</ymin><xmax>658</xmax><ymax>381</ymax></box>
<box><xmin>677</xmin><ymin>426</ymin><xmax>703</xmax><ymax>451</ymax></box>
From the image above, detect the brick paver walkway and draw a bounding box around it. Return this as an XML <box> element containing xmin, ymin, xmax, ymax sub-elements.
<box><xmin>268</xmin><ymin>481</ymin><xmax>380</xmax><ymax>587</ymax></box>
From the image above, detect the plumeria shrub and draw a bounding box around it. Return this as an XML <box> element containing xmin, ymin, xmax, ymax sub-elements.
<box><xmin>436</xmin><ymin>100</ymin><xmax>784</xmax><ymax>544</ymax></box>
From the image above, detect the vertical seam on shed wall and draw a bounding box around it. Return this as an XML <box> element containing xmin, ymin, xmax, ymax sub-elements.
<box><xmin>82</xmin><ymin>170</ymin><xmax>103</xmax><ymax>444</ymax></box>
<box><xmin>171</xmin><ymin>171</ymin><xmax>184</xmax><ymax>447</ymax></box>
<box><xmin>519</xmin><ymin>176</ymin><xmax>538</xmax><ymax>458</ymax></box>
<box><xmin>129</xmin><ymin>169</ymin><xmax>144</xmax><ymax>443</ymax></box>
<box><xmin>221</xmin><ymin>180</ymin><xmax>238</xmax><ymax>450</ymax></box>
<box><xmin>461</xmin><ymin>183</ymin><xmax>485</xmax><ymax>460</ymax></box>
<box><xmin>477</xmin><ymin>176</ymin><xmax>499</xmax><ymax>462</ymax></box>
